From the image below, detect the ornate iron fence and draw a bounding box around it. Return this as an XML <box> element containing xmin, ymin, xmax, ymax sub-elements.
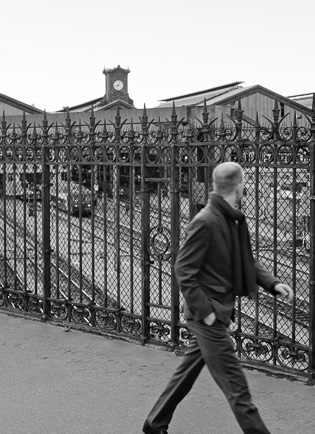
<box><xmin>0</xmin><ymin>99</ymin><xmax>314</xmax><ymax>384</ymax></box>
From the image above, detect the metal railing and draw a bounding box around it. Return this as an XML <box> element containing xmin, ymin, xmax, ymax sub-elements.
<box><xmin>0</xmin><ymin>99</ymin><xmax>314</xmax><ymax>383</ymax></box>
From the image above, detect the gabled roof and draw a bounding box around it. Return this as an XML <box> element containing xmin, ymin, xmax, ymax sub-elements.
<box><xmin>0</xmin><ymin>92</ymin><xmax>43</xmax><ymax>114</ymax></box>
<box><xmin>94</xmin><ymin>99</ymin><xmax>135</xmax><ymax>111</ymax></box>
<box><xmin>194</xmin><ymin>84</ymin><xmax>313</xmax><ymax>116</ymax></box>
<box><xmin>157</xmin><ymin>82</ymin><xmax>244</xmax><ymax>108</ymax></box>
<box><xmin>58</xmin><ymin>96</ymin><xmax>135</xmax><ymax>113</ymax></box>
<box><xmin>157</xmin><ymin>83</ymin><xmax>313</xmax><ymax>117</ymax></box>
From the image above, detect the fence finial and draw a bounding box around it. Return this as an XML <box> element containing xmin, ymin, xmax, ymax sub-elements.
<box><xmin>141</xmin><ymin>104</ymin><xmax>148</xmax><ymax>123</ymax></box>
<box><xmin>66</xmin><ymin>107</ymin><xmax>71</xmax><ymax>123</ymax></box>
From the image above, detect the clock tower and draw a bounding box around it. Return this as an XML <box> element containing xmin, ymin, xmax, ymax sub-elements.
<box><xmin>101</xmin><ymin>65</ymin><xmax>134</xmax><ymax>107</ymax></box>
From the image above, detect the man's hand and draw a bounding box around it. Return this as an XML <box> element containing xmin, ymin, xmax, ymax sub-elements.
<box><xmin>274</xmin><ymin>283</ymin><xmax>294</xmax><ymax>302</ymax></box>
<box><xmin>203</xmin><ymin>312</ymin><xmax>216</xmax><ymax>326</ymax></box>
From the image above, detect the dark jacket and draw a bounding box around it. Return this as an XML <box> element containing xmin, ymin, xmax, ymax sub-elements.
<box><xmin>174</xmin><ymin>200</ymin><xmax>278</xmax><ymax>325</ymax></box>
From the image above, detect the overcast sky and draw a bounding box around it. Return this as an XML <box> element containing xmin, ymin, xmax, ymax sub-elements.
<box><xmin>1</xmin><ymin>0</ymin><xmax>314</xmax><ymax>112</ymax></box>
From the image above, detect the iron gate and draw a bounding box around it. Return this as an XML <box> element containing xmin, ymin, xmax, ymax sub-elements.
<box><xmin>0</xmin><ymin>101</ymin><xmax>314</xmax><ymax>383</ymax></box>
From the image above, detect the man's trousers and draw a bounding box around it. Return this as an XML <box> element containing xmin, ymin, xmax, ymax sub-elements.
<box><xmin>146</xmin><ymin>319</ymin><xmax>271</xmax><ymax>434</ymax></box>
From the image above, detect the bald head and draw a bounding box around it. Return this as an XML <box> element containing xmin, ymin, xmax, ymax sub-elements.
<box><xmin>212</xmin><ymin>162</ymin><xmax>244</xmax><ymax>197</ymax></box>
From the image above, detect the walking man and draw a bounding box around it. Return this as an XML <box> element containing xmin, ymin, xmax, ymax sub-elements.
<box><xmin>142</xmin><ymin>162</ymin><xmax>293</xmax><ymax>434</ymax></box>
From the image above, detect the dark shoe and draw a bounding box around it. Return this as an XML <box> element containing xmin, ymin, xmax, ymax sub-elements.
<box><xmin>142</xmin><ymin>419</ymin><xmax>168</xmax><ymax>434</ymax></box>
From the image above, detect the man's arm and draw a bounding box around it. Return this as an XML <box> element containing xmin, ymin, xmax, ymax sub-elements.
<box><xmin>255</xmin><ymin>260</ymin><xmax>294</xmax><ymax>301</ymax></box>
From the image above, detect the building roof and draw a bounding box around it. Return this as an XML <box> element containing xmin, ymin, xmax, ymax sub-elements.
<box><xmin>0</xmin><ymin>92</ymin><xmax>43</xmax><ymax>114</ymax></box>
<box><xmin>57</xmin><ymin>97</ymin><xmax>102</xmax><ymax>113</ymax></box>
<box><xmin>195</xmin><ymin>84</ymin><xmax>313</xmax><ymax>116</ymax></box>
<box><xmin>57</xmin><ymin>97</ymin><xmax>135</xmax><ymax>113</ymax></box>
<box><xmin>287</xmin><ymin>92</ymin><xmax>314</xmax><ymax>109</ymax></box>
<box><xmin>287</xmin><ymin>92</ymin><xmax>315</xmax><ymax>100</ymax></box>
<box><xmin>157</xmin><ymin>82</ymin><xmax>244</xmax><ymax>108</ymax></box>
<box><xmin>156</xmin><ymin>83</ymin><xmax>313</xmax><ymax>117</ymax></box>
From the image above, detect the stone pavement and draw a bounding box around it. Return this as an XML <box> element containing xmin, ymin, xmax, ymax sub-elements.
<box><xmin>0</xmin><ymin>311</ymin><xmax>314</xmax><ymax>434</ymax></box>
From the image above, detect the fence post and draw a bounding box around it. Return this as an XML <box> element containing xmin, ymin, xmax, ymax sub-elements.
<box><xmin>170</xmin><ymin>102</ymin><xmax>180</xmax><ymax>349</ymax></box>
<box><xmin>309</xmin><ymin>94</ymin><xmax>315</xmax><ymax>384</ymax></box>
<box><xmin>41</xmin><ymin>111</ymin><xmax>51</xmax><ymax>321</ymax></box>
<box><xmin>140</xmin><ymin>105</ymin><xmax>151</xmax><ymax>344</ymax></box>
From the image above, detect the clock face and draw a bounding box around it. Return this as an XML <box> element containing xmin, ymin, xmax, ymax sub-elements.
<box><xmin>113</xmin><ymin>79</ymin><xmax>124</xmax><ymax>91</ymax></box>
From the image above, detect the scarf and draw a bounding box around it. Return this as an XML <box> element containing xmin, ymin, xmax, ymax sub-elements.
<box><xmin>210</xmin><ymin>193</ymin><xmax>256</xmax><ymax>298</ymax></box>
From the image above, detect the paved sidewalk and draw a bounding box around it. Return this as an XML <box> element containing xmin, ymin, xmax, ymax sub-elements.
<box><xmin>0</xmin><ymin>312</ymin><xmax>314</xmax><ymax>434</ymax></box>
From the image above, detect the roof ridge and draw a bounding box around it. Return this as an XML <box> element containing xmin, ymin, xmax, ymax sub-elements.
<box><xmin>159</xmin><ymin>81</ymin><xmax>244</xmax><ymax>102</ymax></box>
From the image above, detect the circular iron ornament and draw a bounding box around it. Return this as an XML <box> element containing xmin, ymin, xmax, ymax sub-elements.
<box><xmin>69</xmin><ymin>146</ymin><xmax>79</xmax><ymax>162</ymax></box>
<box><xmin>70</xmin><ymin>305</ymin><xmax>91</xmax><ymax>324</ymax></box>
<box><xmin>241</xmin><ymin>144</ymin><xmax>256</xmax><ymax>163</ymax></box>
<box><xmin>35</xmin><ymin>148</ymin><xmax>42</xmax><ymax>162</ymax></box>
<box><xmin>57</xmin><ymin>147</ymin><xmax>67</xmax><ymax>163</ymax></box>
<box><xmin>276</xmin><ymin>345</ymin><xmax>309</xmax><ymax>371</ymax></box>
<box><xmin>14</xmin><ymin>147</ymin><xmax>24</xmax><ymax>161</ymax></box>
<box><xmin>150</xmin><ymin>321</ymin><xmax>171</xmax><ymax>342</ymax></box>
<box><xmin>25</xmin><ymin>147</ymin><xmax>34</xmax><ymax>161</ymax></box>
<box><xmin>120</xmin><ymin>315</ymin><xmax>142</xmax><ymax>336</ymax></box>
<box><xmin>50</xmin><ymin>301</ymin><xmax>68</xmax><ymax>320</ymax></box>
<box><xmin>259</xmin><ymin>144</ymin><xmax>274</xmax><ymax>163</ymax></box>
<box><xmin>280</xmin><ymin>126</ymin><xmax>294</xmax><ymax>142</ymax></box>
<box><xmin>133</xmin><ymin>130</ymin><xmax>144</xmax><ymax>144</ymax></box>
<box><xmin>48</xmin><ymin>148</ymin><xmax>56</xmax><ymax>162</ymax></box>
<box><xmin>191</xmin><ymin>146</ymin><xmax>205</xmax><ymax>163</ymax></box>
<box><xmin>223</xmin><ymin>145</ymin><xmax>238</xmax><ymax>162</ymax></box>
<box><xmin>161</xmin><ymin>146</ymin><xmax>171</xmax><ymax>164</ymax></box>
<box><xmin>121</xmin><ymin>130</ymin><xmax>132</xmax><ymax>144</ymax></box>
<box><xmin>149</xmin><ymin>129</ymin><xmax>164</xmax><ymax>144</ymax></box>
<box><xmin>5</xmin><ymin>147</ymin><xmax>13</xmax><ymax>161</ymax></box>
<box><xmin>118</xmin><ymin>146</ymin><xmax>131</xmax><ymax>163</ymax></box>
<box><xmin>176</xmin><ymin>146</ymin><xmax>189</xmax><ymax>164</ymax></box>
<box><xmin>277</xmin><ymin>145</ymin><xmax>293</xmax><ymax>164</ymax></box>
<box><xmin>148</xmin><ymin>225</ymin><xmax>171</xmax><ymax>261</ymax></box>
<box><xmin>94</xmin><ymin>147</ymin><xmax>104</xmax><ymax>162</ymax></box>
<box><xmin>241</xmin><ymin>337</ymin><xmax>273</xmax><ymax>362</ymax></box>
<box><xmin>81</xmin><ymin>146</ymin><xmax>92</xmax><ymax>162</ymax></box>
<box><xmin>206</xmin><ymin>145</ymin><xmax>222</xmax><ymax>163</ymax></box>
<box><xmin>146</xmin><ymin>147</ymin><xmax>159</xmax><ymax>164</ymax></box>
<box><xmin>95</xmin><ymin>310</ymin><xmax>117</xmax><ymax>331</ymax></box>
<box><xmin>132</xmin><ymin>146</ymin><xmax>141</xmax><ymax>161</ymax></box>
<box><xmin>296</xmin><ymin>145</ymin><xmax>310</xmax><ymax>165</ymax></box>
<box><xmin>297</xmin><ymin>126</ymin><xmax>312</xmax><ymax>142</ymax></box>
<box><xmin>105</xmin><ymin>146</ymin><xmax>117</xmax><ymax>162</ymax></box>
